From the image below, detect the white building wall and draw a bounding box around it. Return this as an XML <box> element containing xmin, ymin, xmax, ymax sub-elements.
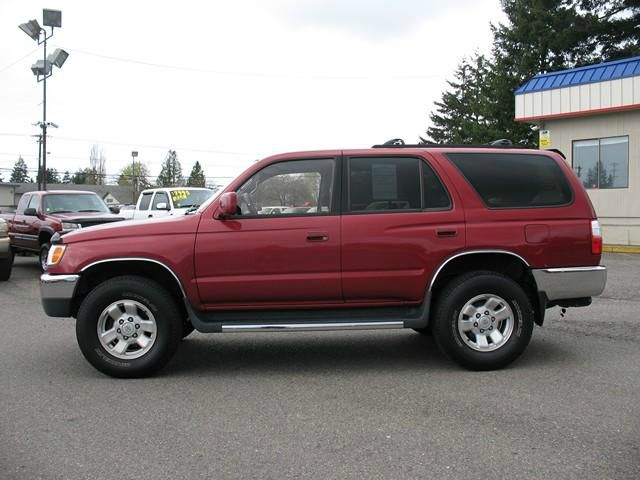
<box><xmin>539</xmin><ymin>110</ymin><xmax>640</xmax><ymax>245</ymax></box>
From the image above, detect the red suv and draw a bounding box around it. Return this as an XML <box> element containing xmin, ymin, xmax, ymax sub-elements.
<box><xmin>40</xmin><ymin>145</ymin><xmax>607</xmax><ymax>377</ymax></box>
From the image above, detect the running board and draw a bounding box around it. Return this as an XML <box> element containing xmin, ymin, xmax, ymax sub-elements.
<box><xmin>222</xmin><ymin>321</ymin><xmax>403</xmax><ymax>333</ymax></box>
<box><xmin>184</xmin><ymin>294</ymin><xmax>431</xmax><ymax>333</ymax></box>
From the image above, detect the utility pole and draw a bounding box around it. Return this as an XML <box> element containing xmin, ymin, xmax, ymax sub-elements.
<box><xmin>131</xmin><ymin>151</ymin><xmax>138</xmax><ymax>204</ymax></box>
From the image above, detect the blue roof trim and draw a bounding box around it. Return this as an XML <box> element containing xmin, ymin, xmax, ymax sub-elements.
<box><xmin>515</xmin><ymin>56</ymin><xmax>640</xmax><ymax>95</ymax></box>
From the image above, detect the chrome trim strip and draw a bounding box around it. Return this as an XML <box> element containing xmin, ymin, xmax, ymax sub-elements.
<box><xmin>41</xmin><ymin>273</ymin><xmax>80</xmax><ymax>283</ymax></box>
<box><xmin>429</xmin><ymin>249</ymin><xmax>530</xmax><ymax>292</ymax></box>
<box><xmin>80</xmin><ymin>257</ymin><xmax>187</xmax><ymax>297</ymax></box>
<box><xmin>541</xmin><ymin>266</ymin><xmax>606</xmax><ymax>274</ymax></box>
<box><xmin>222</xmin><ymin>321</ymin><xmax>404</xmax><ymax>333</ymax></box>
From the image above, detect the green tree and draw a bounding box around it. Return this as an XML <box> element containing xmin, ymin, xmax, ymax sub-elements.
<box><xmin>187</xmin><ymin>161</ymin><xmax>206</xmax><ymax>187</ymax></box>
<box><xmin>156</xmin><ymin>150</ymin><xmax>184</xmax><ymax>187</ymax></box>
<box><xmin>118</xmin><ymin>162</ymin><xmax>151</xmax><ymax>188</ymax></box>
<box><xmin>71</xmin><ymin>168</ymin><xmax>98</xmax><ymax>185</ymax></box>
<box><xmin>10</xmin><ymin>156</ymin><xmax>30</xmax><ymax>183</ymax></box>
<box><xmin>62</xmin><ymin>171</ymin><xmax>71</xmax><ymax>184</ymax></box>
<box><xmin>36</xmin><ymin>168</ymin><xmax>61</xmax><ymax>185</ymax></box>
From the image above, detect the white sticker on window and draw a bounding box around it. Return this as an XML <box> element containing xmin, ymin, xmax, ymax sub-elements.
<box><xmin>371</xmin><ymin>164</ymin><xmax>397</xmax><ymax>200</ymax></box>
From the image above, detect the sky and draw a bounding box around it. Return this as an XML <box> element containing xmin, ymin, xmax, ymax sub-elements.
<box><xmin>0</xmin><ymin>0</ymin><xmax>504</xmax><ymax>187</ymax></box>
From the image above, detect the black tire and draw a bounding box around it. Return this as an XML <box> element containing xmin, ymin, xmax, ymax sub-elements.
<box><xmin>0</xmin><ymin>255</ymin><xmax>12</xmax><ymax>281</ymax></box>
<box><xmin>432</xmin><ymin>271</ymin><xmax>534</xmax><ymax>371</ymax></box>
<box><xmin>76</xmin><ymin>276</ymin><xmax>183</xmax><ymax>378</ymax></box>
<box><xmin>39</xmin><ymin>243</ymin><xmax>50</xmax><ymax>273</ymax></box>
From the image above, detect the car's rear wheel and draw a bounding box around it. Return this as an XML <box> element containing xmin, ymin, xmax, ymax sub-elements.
<box><xmin>0</xmin><ymin>252</ymin><xmax>12</xmax><ymax>281</ymax></box>
<box><xmin>433</xmin><ymin>271</ymin><xmax>534</xmax><ymax>371</ymax></box>
<box><xmin>76</xmin><ymin>276</ymin><xmax>182</xmax><ymax>378</ymax></box>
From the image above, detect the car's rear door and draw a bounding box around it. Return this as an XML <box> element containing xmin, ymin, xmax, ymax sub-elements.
<box><xmin>340</xmin><ymin>152</ymin><xmax>465</xmax><ymax>303</ymax></box>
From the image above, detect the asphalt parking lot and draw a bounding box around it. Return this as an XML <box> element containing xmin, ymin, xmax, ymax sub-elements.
<box><xmin>1</xmin><ymin>253</ymin><xmax>639</xmax><ymax>480</ymax></box>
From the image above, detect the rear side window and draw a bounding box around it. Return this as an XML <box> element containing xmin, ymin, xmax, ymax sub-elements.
<box><xmin>447</xmin><ymin>153</ymin><xmax>573</xmax><ymax>208</ymax></box>
<box><xmin>138</xmin><ymin>192</ymin><xmax>153</xmax><ymax>211</ymax></box>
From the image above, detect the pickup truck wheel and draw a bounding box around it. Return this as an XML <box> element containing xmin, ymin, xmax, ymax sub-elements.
<box><xmin>76</xmin><ymin>276</ymin><xmax>182</xmax><ymax>378</ymax></box>
<box><xmin>433</xmin><ymin>271</ymin><xmax>534</xmax><ymax>371</ymax></box>
<box><xmin>39</xmin><ymin>243</ymin><xmax>50</xmax><ymax>272</ymax></box>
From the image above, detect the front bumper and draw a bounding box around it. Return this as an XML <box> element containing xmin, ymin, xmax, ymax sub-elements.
<box><xmin>40</xmin><ymin>273</ymin><xmax>80</xmax><ymax>317</ymax></box>
<box><xmin>532</xmin><ymin>266</ymin><xmax>607</xmax><ymax>302</ymax></box>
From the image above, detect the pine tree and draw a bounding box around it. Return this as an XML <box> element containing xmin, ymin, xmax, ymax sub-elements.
<box><xmin>10</xmin><ymin>156</ymin><xmax>30</xmax><ymax>183</ymax></box>
<box><xmin>156</xmin><ymin>150</ymin><xmax>184</xmax><ymax>187</ymax></box>
<box><xmin>36</xmin><ymin>168</ymin><xmax>61</xmax><ymax>185</ymax></box>
<box><xmin>187</xmin><ymin>161</ymin><xmax>206</xmax><ymax>187</ymax></box>
<box><xmin>62</xmin><ymin>171</ymin><xmax>71</xmax><ymax>184</ymax></box>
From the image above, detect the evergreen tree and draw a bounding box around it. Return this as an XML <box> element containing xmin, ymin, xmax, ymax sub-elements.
<box><xmin>36</xmin><ymin>168</ymin><xmax>61</xmax><ymax>185</ymax></box>
<box><xmin>71</xmin><ymin>168</ymin><xmax>98</xmax><ymax>185</ymax></box>
<box><xmin>62</xmin><ymin>171</ymin><xmax>71</xmax><ymax>184</ymax></box>
<box><xmin>156</xmin><ymin>150</ymin><xmax>184</xmax><ymax>187</ymax></box>
<box><xmin>10</xmin><ymin>156</ymin><xmax>30</xmax><ymax>183</ymax></box>
<box><xmin>187</xmin><ymin>161</ymin><xmax>206</xmax><ymax>187</ymax></box>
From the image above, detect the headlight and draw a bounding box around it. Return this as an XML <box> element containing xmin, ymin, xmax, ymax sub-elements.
<box><xmin>47</xmin><ymin>245</ymin><xmax>67</xmax><ymax>268</ymax></box>
<box><xmin>61</xmin><ymin>222</ymin><xmax>81</xmax><ymax>232</ymax></box>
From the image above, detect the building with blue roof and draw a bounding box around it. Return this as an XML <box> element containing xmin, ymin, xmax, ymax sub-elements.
<box><xmin>515</xmin><ymin>56</ymin><xmax>640</xmax><ymax>247</ymax></box>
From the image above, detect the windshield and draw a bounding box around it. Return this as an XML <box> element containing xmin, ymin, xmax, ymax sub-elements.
<box><xmin>43</xmin><ymin>194</ymin><xmax>110</xmax><ymax>214</ymax></box>
<box><xmin>170</xmin><ymin>189</ymin><xmax>215</xmax><ymax>209</ymax></box>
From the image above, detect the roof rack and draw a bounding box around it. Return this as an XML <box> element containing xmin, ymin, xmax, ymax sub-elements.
<box><xmin>371</xmin><ymin>138</ymin><xmax>527</xmax><ymax>149</ymax></box>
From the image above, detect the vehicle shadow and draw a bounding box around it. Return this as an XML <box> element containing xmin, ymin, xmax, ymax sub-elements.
<box><xmin>163</xmin><ymin>330</ymin><xmax>570</xmax><ymax>378</ymax></box>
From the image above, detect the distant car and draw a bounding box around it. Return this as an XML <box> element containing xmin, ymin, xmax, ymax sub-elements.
<box><xmin>0</xmin><ymin>218</ymin><xmax>13</xmax><ymax>281</ymax></box>
<box><xmin>118</xmin><ymin>204</ymin><xmax>136</xmax><ymax>220</ymax></box>
<box><xmin>132</xmin><ymin>188</ymin><xmax>215</xmax><ymax>220</ymax></box>
<box><xmin>282</xmin><ymin>206</ymin><xmax>311</xmax><ymax>214</ymax></box>
<box><xmin>258</xmin><ymin>206</ymin><xmax>286</xmax><ymax>215</ymax></box>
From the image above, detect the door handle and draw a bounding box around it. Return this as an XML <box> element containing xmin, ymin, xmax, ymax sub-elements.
<box><xmin>148</xmin><ymin>214</ymin><xmax>153</xmax><ymax>218</ymax></box>
<box><xmin>436</xmin><ymin>229</ymin><xmax>457</xmax><ymax>238</ymax></box>
<box><xmin>306</xmin><ymin>232</ymin><xmax>329</xmax><ymax>242</ymax></box>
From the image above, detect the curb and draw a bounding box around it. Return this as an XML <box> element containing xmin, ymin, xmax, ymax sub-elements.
<box><xmin>603</xmin><ymin>244</ymin><xmax>640</xmax><ymax>254</ymax></box>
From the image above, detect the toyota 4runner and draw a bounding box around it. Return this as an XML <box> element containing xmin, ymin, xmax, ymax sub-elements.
<box><xmin>40</xmin><ymin>144</ymin><xmax>607</xmax><ymax>377</ymax></box>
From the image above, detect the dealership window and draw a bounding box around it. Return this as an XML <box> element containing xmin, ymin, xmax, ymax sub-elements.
<box><xmin>573</xmin><ymin>136</ymin><xmax>629</xmax><ymax>189</ymax></box>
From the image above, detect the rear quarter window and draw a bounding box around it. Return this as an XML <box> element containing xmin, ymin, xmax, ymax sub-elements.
<box><xmin>446</xmin><ymin>152</ymin><xmax>573</xmax><ymax>208</ymax></box>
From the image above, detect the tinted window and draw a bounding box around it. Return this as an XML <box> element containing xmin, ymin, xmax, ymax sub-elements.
<box><xmin>152</xmin><ymin>192</ymin><xmax>169</xmax><ymax>210</ymax></box>
<box><xmin>422</xmin><ymin>163</ymin><xmax>451</xmax><ymax>209</ymax></box>
<box><xmin>236</xmin><ymin>159</ymin><xmax>335</xmax><ymax>216</ymax></box>
<box><xmin>138</xmin><ymin>192</ymin><xmax>153</xmax><ymax>211</ymax></box>
<box><xmin>349</xmin><ymin>157</ymin><xmax>421</xmax><ymax>211</ymax></box>
<box><xmin>447</xmin><ymin>153</ymin><xmax>572</xmax><ymax>208</ymax></box>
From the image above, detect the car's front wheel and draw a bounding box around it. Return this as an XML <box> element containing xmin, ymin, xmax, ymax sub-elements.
<box><xmin>433</xmin><ymin>271</ymin><xmax>534</xmax><ymax>371</ymax></box>
<box><xmin>76</xmin><ymin>276</ymin><xmax>183</xmax><ymax>378</ymax></box>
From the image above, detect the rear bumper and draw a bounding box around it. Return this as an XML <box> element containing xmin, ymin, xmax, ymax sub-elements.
<box><xmin>0</xmin><ymin>237</ymin><xmax>10</xmax><ymax>258</ymax></box>
<box><xmin>40</xmin><ymin>273</ymin><xmax>79</xmax><ymax>317</ymax></box>
<box><xmin>532</xmin><ymin>266</ymin><xmax>607</xmax><ymax>302</ymax></box>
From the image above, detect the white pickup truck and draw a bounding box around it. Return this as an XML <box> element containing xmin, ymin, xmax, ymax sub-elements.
<box><xmin>127</xmin><ymin>187</ymin><xmax>215</xmax><ymax>220</ymax></box>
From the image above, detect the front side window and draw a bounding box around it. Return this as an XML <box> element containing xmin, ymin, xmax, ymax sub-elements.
<box><xmin>16</xmin><ymin>194</ymin><xmax>30</xmax><ymax>214</ymax></box>
<box><xmin>348</xmin><ymin>157</ymin><xmax>421</xmax><ymax>212</ymax></box>
<box><xmin>27</xmin><ymin>195</ymin><xmax>40</xmax><ymax>211</ymax></box>
<box><xmin>573</xmin><ymin>136</ymin><xmax>629</xmax><ymax>189</ymax></box>
<box><xmin>236</xmin><ymin>159</ymin><xmax>335</xmax><ymax>216</ymax></box>
<box><xmin>152</xmin><ymin>192</ymin><xmax>169</xmax><ymax>210</ymax></box>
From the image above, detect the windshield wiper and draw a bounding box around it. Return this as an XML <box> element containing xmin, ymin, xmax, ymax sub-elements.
<box><xmin>184</xmin><ymin>205</ymin><xmax>200</xmax><ymax>215</ymax></box>
<box><xmin>50</xmin><ymin>210</ymin><xmax>73</xmax><ymax>214</ymax></box>
<box><xmin>78</xmin><ymin>209</ymin><xmax>103</xmax><ymax>212</ymax></box>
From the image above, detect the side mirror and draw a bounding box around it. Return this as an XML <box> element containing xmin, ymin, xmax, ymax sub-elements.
<box><xmin>217</xmin><ymin>192</ymin><xmax>237</xmax><ymax>219</ymax></box>
<box><xmin>155</xmin><ymin>202</ymin><xmax>170</xmax><ymax>211</ymax></box>
<box><xmin>109</xmin><ymin>206</ymin><xmax>120</xmax><ymax>214</ymax></box>
<box><xmin>24</xmin><ymin>208</ymin><xmax>38</xmax><ymax>216</ymax></box>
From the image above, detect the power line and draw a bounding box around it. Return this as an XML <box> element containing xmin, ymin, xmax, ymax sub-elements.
<box><xmin>0</xmin><ymin>48</ymin><xmax>39</xmax><ymax>74</ymax></box>
<box><xmin>63</xmin><ymin>46</ymin><xmax>446</xmax><ymax>81</ymax></box>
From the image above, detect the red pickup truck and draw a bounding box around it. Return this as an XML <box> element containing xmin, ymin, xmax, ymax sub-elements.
<box><xmin>40</xmin><ymin>145</ymin><xmax>607</xmax><ymax>377</ymax></box>
<box><xmin>0</xmin><ymin>190</ymin><xmax>123</xmax><ymax>271</ymax></box>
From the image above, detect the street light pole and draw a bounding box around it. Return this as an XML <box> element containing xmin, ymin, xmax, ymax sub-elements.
<box><xmin>131</xmin><ymin>151</ymin><xmax>139</xmax><ymax>203</ymax></box>
<box><xmin>42</xmin><ymin>34</ymin><xmax>47</xmax><ymax>190</ymax></box>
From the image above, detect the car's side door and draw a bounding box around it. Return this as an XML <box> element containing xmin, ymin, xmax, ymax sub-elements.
<box><xmin>341</xmin><ymin>154</ymin><xmax>465</xmax><ymax>303</ymax></box>
<box><xmin>133</xmin><ymin>191</ymin><xmax>153</xmax><ymax>220</ymax></box>
<box><xmin>195</xmin><ymin>157</ymin><xmax>342</xmax><ymax>308</ymax></box>
<box><xmin>10</xmin><ymin>194</ymin><xmax>33</xmax><ymax>249</ymax></box>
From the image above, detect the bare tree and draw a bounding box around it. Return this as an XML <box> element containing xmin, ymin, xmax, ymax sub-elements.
<box><xmin>89</xmin><ymin>144</ymin><xmax>107</xmax><ymax>185</ymax></box>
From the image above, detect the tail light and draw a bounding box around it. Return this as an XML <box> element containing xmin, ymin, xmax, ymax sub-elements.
<box><xmin>591</xmin><ymin>220</ymin><xmax>602</xmax><ymax>255</ymax></box>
